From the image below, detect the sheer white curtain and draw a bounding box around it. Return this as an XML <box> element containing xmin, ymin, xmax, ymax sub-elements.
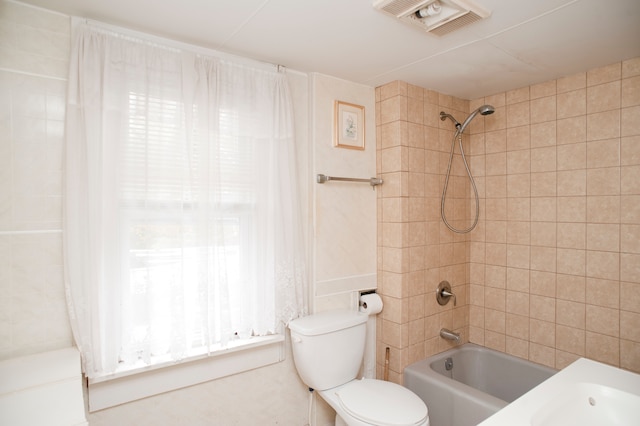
<box><xmin>64</xmin><ymin>23</ymin><xmax>307</xmax><ymax>378</ymax></box>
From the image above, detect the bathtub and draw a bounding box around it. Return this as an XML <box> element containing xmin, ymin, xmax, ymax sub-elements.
<box><xmin>404</xmin><ymin>343</ymin><xmax>557</xmax><ymax>426</ymax></box>
<box><xmin>0</xmin><ymin>348</ymin><xmax>88</xmax><ymax>426</ymax></box>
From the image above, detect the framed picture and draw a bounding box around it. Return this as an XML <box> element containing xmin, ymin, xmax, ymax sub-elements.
<box><xmin>334</xmin><ymin>100</ymin><xmax>365</xmax><ymax>150</ymax></box>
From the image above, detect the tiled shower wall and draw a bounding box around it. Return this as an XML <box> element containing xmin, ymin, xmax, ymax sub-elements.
<box><xmin>468</xmin><ymin>59</ymin><xmax>640</xmax><ymax>373</ymax></box>
<box><xmin>376</xmin><ymin>57</ymin><xmax>640</xmax><ymax>381</ymax></box>
<box><xmin>375</xmin><ymin>82</ymin><xmax>473</xmax><ymax>383</ymax></box>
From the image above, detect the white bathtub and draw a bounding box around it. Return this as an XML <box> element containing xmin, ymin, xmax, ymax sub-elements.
<box><xmin>0</xmin><ymin>348</ymin><xmax>88</xmax><ymax>426</ymax></box>
<box><xmin>404</xmin><ymin>343</ymin><xmax>557</xmax><ymax>426</ymax></box>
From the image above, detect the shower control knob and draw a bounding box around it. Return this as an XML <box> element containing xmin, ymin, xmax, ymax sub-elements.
<box><xmin>436</xmin><ymin>280</ymin><xmax>456</xmax><ymax>306</ymax></box>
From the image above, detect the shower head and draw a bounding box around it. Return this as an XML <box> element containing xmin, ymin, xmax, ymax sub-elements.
<box><xmin>478</xmin><ymin>104</ymin><xmax>495</xmax><ymax>115</ymax></box>
<box><xmin>459</xmin><ymin>104</ymin><xmax>495</xmax><ymax>133</ymax></box>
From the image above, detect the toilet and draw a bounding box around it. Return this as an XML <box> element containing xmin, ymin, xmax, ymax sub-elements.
<box><xmin>289</xmin><ymin>309</ymin><xmax>429</xmax><ymax>426</ymax></box>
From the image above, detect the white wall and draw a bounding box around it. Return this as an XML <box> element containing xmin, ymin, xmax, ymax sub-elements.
<box><xmin>2</xmin><ymin>2</ymin><xmax>379</xmax><ymax>425</ymax></box>
<box><xmin>311</xmin><ymin>73</ymin><xmax>377</xmax><ymax>313</ymax></box>
<box><xmin>0</xmin><ymin>0</ymin><xmax>73</xmax><ymax>360</ymax></box>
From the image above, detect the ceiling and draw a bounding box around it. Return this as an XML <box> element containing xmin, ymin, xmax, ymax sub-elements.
<box><xmin>19</xmin><ymin>0</ymin><xmax>640</xmax><ymax>100</ymax></box>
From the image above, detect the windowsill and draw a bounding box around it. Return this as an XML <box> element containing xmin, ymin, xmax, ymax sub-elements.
<box><xmin>87</xmin><ymin>334</ymin><xmax>285</xmax><ymax>412</ymax></box>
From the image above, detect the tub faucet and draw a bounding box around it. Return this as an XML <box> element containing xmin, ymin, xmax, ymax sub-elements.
<box><xmin>440</xmin><ymin>328</ymin><xmax>460</xmax><ymax>344</ymax></box>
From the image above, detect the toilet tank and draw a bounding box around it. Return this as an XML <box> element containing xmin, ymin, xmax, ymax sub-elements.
<box><xmin>289</xmin><ymin>310</ymin><xmax>367</xmax><ymax>391</ymax></box>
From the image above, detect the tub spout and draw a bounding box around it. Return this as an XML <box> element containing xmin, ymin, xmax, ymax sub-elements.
<box><xmin>440</xmin><ymin>328</ymin><xmax>460</xmax><ymax>344</ymax></box>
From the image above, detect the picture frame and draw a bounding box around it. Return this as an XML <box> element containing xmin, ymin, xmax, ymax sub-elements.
<box><xmin>334</xmin><ymin>100</ymin><xmax>365</xmax><ymax>150</ymax></box>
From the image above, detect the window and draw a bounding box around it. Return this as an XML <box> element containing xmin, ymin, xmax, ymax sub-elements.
<box><xmin>64</xmin><ymin>23</ymin><xmax>306</xmax><ymax>403</ymax></box>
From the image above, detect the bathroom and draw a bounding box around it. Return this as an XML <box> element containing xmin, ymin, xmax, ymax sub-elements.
<box><xmin>1</xmin><ymin>0</ymin><xmax>639</xmax><ymax>424</ymax></box>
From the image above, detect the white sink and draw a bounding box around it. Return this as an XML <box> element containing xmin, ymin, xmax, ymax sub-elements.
<box><xmin>478</xmin><ymin>358</ymin><xmax>640</xmax><ymax>426</ymax></box>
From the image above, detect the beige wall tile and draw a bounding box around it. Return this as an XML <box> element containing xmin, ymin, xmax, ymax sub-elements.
<box><xmin>622</xmin><ymin>76</ymin><xmax>640</xmax><ymax>107</ymax></box>
<box><xmin>586</xmin><ymin>224</ymin><xmax>620</xmax><ymax>252</ymax></box>
<box><xmin>531</xmin><ymin>221</ymin><xmax>556</xmax><ymax>247</ymax></box>
<box><xmin>531</xmin><ymin>172</ymin><xmax>557</xmax><ymax>197</ymax></box>
<box><xmin>557</xmin><ymin>273</ymin><xmax>586</xmax><ymax>302</ymax></box>
<box><xmin>557</xmin><ymin>142</ymin><xmax>586</xmax><ymax>170</ymax></box>
<box><xmin>531</xmin><ymin>80</ymin><xmax>557</xmax><ymax>99</ymax></box>
<box><xmin>623</xmin><ymin>58</ymin><xmax>640</xmax><ymax>78</ymax></box>
<box><xmin>621</xmin><ymin>339</ymin><xmax>640</xmax><ymax>372</ymax></box>
<box><xmin>507</xmin><ymin>174</ymin><xmax>530</xmax><ymax>198</ymax></box>
<box><xmin>531</xmin><ymin>146</ymin><xmax>557</xmax><ymax>172</ymax></box>
<box><xmin>485</xmin><ymin>129</ymin><xmax>507</xmax><ymax>153</ymax></box>
<box><xmin>586</xmin><ymin>332</ymin><xmax>620</xmax><ymax>365</ymax></box>
<box><xmin>506</xmin><ymin>336</ymin><xmax>529</xmax><ymax>359</ymax></box>
<box><xmin>506</xmin><ymin>125</ymin><xmax>530</xmax><ymax>151</ymax></box>
<box><xmin>586</xmin><ymin>250</ymin><xmax>620</xmax><ymax>280</ymax></box>
<box><xmin>506</xmin><ymin>290</ymin><xmax>529</xmax><ymax>315</ymax></box>
<box><xmin>557</xmin><ymin>299</ymin><xmax>586</xmax><ymax>329</ymax></box>
<box><xmin>557</xmin><ymin>222</ymin><xmax>586</xmax><ymax>249</ymax></box>
<box><xmin>587</xmin><ymin>195</ymin><xmax>619</xmax><ymax>223</ymax></box>
<box><xmin>507</xmin><ymin>150</ymin><xmax>531</xmax><ymax>174</ymax></box>
<box><xmin>620</xmin><ymin>136</ymin><xmax>640</xmax><ymax>165</ymax></box>
<box><xmin>531</xmin><ymin>95</ymin><xmax>556</xmax><ymax>124</ymax></box>
<box><xmin>558</xmin><ymin>72</ymin><xmax>586</xmax><ymax>93</ymax></box>
<box><xmin>622</xmin><ymin>106</ymin><xmax>640</xmax><ymax>137</ymax></box>
<box><xmin>507</xmin><ymin>267</ymin><xmax>530</xmax><ymax>292</ymax></box>
<box><xmin>620</xmin><ymin>311</ymin><xmax>640</xmax><ymax>342</ymax></box>
<box><xmin>507</xmin><ymin>102</ymin><xmax>530</xmax><ymax>127</ymax></box>
<box><xmin>621</xmin><ymin>282</ymin><xmax>640</xmax><ymax>313</ymax></box>
<box><xmin>558</xmin><ymin>90</ymin><xmax>586</xmax><ymax>119</ymax></box>
<box><xmin>586</xmin><ymin>305</ymin><xmax>619</xmax><ymax>336</ymax></box>
<box><xmin>530</xmin><ymin>270</ymin><xmax>556</xmax><ymax>296</ymax></box>
<box><xmin>557</xmin><ymin>196</ymin><xmax>586</xmax><ymax>222</ymax></box>
<box><xmin>587</xmin><ymin>81</ymin><xmax>621</xmax><ymax>113</ymax></box>
<box><xmin>587</xmin><ymin>167</ymin><xmax>620</xmax><ymax>196</ymax></box>
<box><xmin>530</xmin><ymin>342</ymin><xmax>556</xmax><ymax>368</ymax></box>
<box><xmin>587</xmin><ymin>62</ymin><xmax>622</xmax><ymax>86</ymax></box>
<box><xmin>485</xmin><ymin>287</ymin><xmax>506</xmax><ymax>311</ymax></box>
<box><xmin>531</xmin><ymin>121</ymin><xmax>557</xmax><ymax>147</ymax></box>
<box><xmin>587</xmin><ymin>110</ymin><xmax>621</xmax><ymax>141</ymax></box>
<box><xmin>556</xmin><ymin>325</ymin><xmax>585</xmax><ymax>355</ymax></box>
<box><xmin>530</xmin><ymin>246</ymin><xmax>557</xmax><ymax>273</ymax></box>
<box><xmin>557</xmin><ymin>248</ymin><xmax>586</xmax><ymax>276</ymax></box>
<box><xmin>586</xmin><ymin>277</ymin><xmax>619</xmax><ymax>309</ymax></box>
<box><xmin>587</xmin><ymin>138</ymin><xmax>620</xmax><ymax>168</ymax></box>
<box><xmin>557</xmin><ymin>116</ymin><xmax>586</xmax><ymax>144</ymax></box>
<box><xmin>558</xmin><ymin>169</ymin><xmax>586</xmax><ymax>196</ymax></box>
<box><xmin>531</xmin><ymin>295</ymin><xmax>556</xmax><ymax>322</ymax></box>
<box><xmin>621</xmin><ymin>253</ymin><xmax>640</xmax><ymax>283</ymax></box>
<box><xmin>555</xmin><ymin>350</ymin><xmax>581</xmax><ymax>370</ymax></box>
<box><xmin>621</xmin><ymin>165</ymin><xmax>640</xmax><ymax>195</ymax></box>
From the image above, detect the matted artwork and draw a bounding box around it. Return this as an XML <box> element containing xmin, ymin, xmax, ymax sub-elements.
<box><xmin>334</xmin><ymin>100</ymin><xmax>365</xmax><ymax>150</ymax></box>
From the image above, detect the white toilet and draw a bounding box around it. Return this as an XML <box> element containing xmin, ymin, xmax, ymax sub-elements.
<box><xmin>289</xmin><ymin>309</ymin><xmax>429</xmax><ymax>426</ymax></box>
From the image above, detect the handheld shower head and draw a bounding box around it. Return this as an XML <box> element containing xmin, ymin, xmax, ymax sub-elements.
<box><xmin>459</xmin><ymin>104</ymin><xmax>495</xmax><ymax>133</ymax></box>
<box><xmin>478</xmin><ymin>104</ymin><xmax>495</xmax><ymax>116</ymax></box>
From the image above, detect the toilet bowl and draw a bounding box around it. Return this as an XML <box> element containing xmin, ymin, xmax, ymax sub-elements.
<box><xmin>321</xmin><ymin>378</ymin><xmax>429</xmax><ymax>426</ymax></box>
<box><xmin>289</xmin><ymin>309</ymin><xmax>430</xmax><ymax>426</ymax></box>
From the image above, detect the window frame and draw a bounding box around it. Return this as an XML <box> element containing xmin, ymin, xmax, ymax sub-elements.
<box><xmin>87</xmin><ymin>334</ymin><xmax>284</xmax><ymax>411</ymax></box>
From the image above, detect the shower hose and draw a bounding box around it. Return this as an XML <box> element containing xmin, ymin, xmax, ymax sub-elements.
<box><xmin>441</xmin><ymin>128</ymin><xmax>479</xmax><ymax>234</ymax></box>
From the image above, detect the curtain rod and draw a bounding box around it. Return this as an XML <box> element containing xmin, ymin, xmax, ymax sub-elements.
<box><xmin>71</xmin><ymin>16</ymin><xmax>307</xmax><ymax>77</ymax></box>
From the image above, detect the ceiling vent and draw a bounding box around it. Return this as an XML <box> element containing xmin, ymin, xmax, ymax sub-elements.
<box><xmin>373</xmin><ymin>0</ymin><xmax>491</xmax><ymax>36</ymax></box>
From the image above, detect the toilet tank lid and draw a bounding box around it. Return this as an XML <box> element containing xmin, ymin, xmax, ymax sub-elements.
<box><xmin>289</xmin><ymin>310</ymin><xmax>367</xmax><ymax>336</ymax></box>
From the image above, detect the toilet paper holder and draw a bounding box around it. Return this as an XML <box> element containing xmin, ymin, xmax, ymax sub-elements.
<box><xmin>359</xmin><ymin>291</ymin><xmax>383</xmax><ymax>315</ymax></box>
<box><xmin>436</xmin><ymin>280</ymin><xmax>457</xmax><ymax>306</ymax></box>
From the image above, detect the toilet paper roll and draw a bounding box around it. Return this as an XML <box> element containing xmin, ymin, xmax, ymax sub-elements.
<box><xmin>359</xmin><ymin>293</ymin><xmax>383</xmax><ymax>315</ymax></box>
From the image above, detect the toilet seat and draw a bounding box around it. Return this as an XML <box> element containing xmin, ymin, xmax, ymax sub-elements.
<box><xmin>335</xmin><ymin>379</ymin><xmax>428</xmax><ymax>426</ymax></box>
